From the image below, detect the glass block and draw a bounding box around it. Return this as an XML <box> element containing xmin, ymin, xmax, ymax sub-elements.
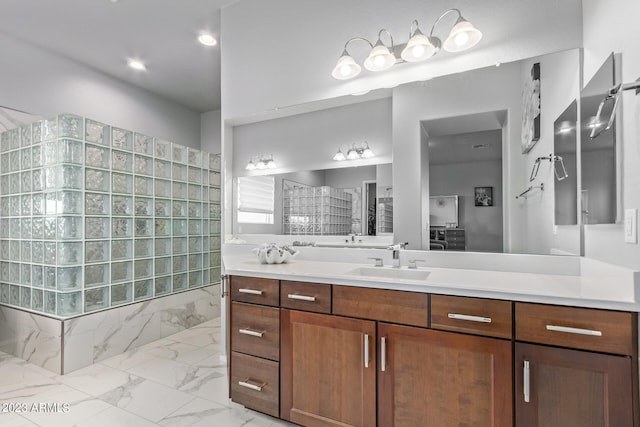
<box><xmin>85</xmin><ymin>240</ymin><xmax>109</xmax><ymax>263</ymax></box>
<box><xmin>21</xmin><ymin>147</ymin><xmax>31</xmax><ymax>169</ymax></box>
<box><xmin>154</xmin><ymin>199</ymin><xmax>171</xmax><ymax>217</ymax></box>
<box><xmin>0</xmin><ymin>176</ymin><xmax>8</xmax><ymax>195</ymax></box>
<box><xmin>85</xmin><ymin>287</ymin><xmax>109</xmax><ymax>312</ymax></box>
<box><xmin>134</xmin><ymin>133</ymin><xmax>154</xmax><ymax>155</ymax></box>
<box><xmin>10</xmin><ymin>240</ymin><xmax>19</xmax><ymax>261</ymax></box>
<box><xmin>134</xmin><ymin>279</ymin><xmax>153</xmax><ymax>301</ymax></box>
<box><xmin>112</xmin><ymin>127</ymin><xmax>133</xmax><ymax>150</ymax></box>
<box><xmin>57</xmin><ymin>291</ymin><xmax>82</xmax><ymax>317</ymax></box>
<box><xmin>155</xmin><ymin>276</ymin><xmax>171</xmax><ymax>296</ymax></box>
<box><xmin>112</xmin><ymin>172</ymin><xmax>133</xmax><ymax>194</ymax></box>
<box><xmin>58</xmin><ymin>113</ymin><xmax>83</xmax><ymax>139</ymax></box>
<box><xmin>8</xmin><ymin>263</ymin><xmax>18</xmax><ymax>284</ymax></box>
<box><xmin>155</xmin><ymin>257</ymin><xmax>171</xmax><ymax>276</ymax></box>
<box><xmin>44</xmin><ymin>266</ymin><xmax>56</xmax><ymax>289</ymax></box>
<box><xmin>85</xmin><ymin>192</ymin><xmax>110</xmax><ymax>215</ymax></box>
<box><xmin>172</xmin><ymin>237</ymin><xmax>187</xmax><ymax>254</ymax></box>
<box><xmin>210</xmin><ymin>203</ymin><xmax>221</xmax><ymax>219</ymax></box>
<box><xmin>210</xmin><ymin>267</ymin><xmax>222</xmax><ymax>283</ymax></box>
<box><xmin>111</xmin><ymin>261</ymin><xmax>132</xmax><ymax>283</ymax></box>
<box><xmin>59</xmin><ymin>139</ymin><xmax>83</xmax><ymax>164</ymax></box>
<box><xmin>134</xmin><ymin>176</ymin><xmax>152</xmax><ymax>196</ymax></box>
<box><xmin>134</xmin><ymin>155</ymin><xmax>153</xmax><ymax>176</ymax></box>
<box><xmin>32</xmin><ymin>288</ymin><xmax>43</xmax><ymax>312</ymax></box>
<box><xmin>155</xmin><ymin>139</ymin><xmax>171</xmax><ymax>159</ymax></box>
<box><xmin>42</xmin><ymin>141</ymin><xmax>58</xmax><ymax>165</ymax></box>
<box><xmin>1</xmin><ymin>262</ymin><xmax>9</xmax><ymax>282</ymax></box>
<box><xmin>60</xmin><ymin>165</ymin><xmax>82</xmax><ymax>189</ymax></box>
<box><xmin>8</xmin><ymin>284</ymin><xmax>18</xmax><ymax>305</ymax></box>
<box><xmin>57</xmin><ymin>242</ymin><xmax>82</xmax><ymax>265</ymax></box>
<box><xmin>172</xmin><ymin>219</ymin><xmax>186</xmax><ymax>236</ymax></box>
<box><xmin>0</xmin><ymin>241</ymin><xmax>8</xmax><ymax>260</ymax></box>
<box><xmin>188</xmin><ymin>167</ymin><xmax>201</xmax><ymax>183</ymax></box>
<box><xmin>0</xmin><ymin>219</ymin><xmax>7</xmax><ymax>239</ymax></box>
<box><xmin>32</xmin><ymin>265</ymin><xmax>43</xmax><ymax>288</ymax></box>
<box><xmin>187</xmin><ymin>149</ymin><xmax>201</xmax><ymax>167</ymax></box>
<box><xmin>188</xmin><ymin>219</ymin><xmax>202</xmax><ymax>235</ymax></box>
<box><xmin>10</xmin><ymin>172</ymin><xmax>20</xmax><ymax>194</ymax></box>
<box><xmin>172</xmin><ymin>144</ymin><xmax>185</xmax><ymax>163</ymax></box>
<box><xmin>0</xmin><ymin>153</ymin><xmax>7</xmax><ymax>172</ymax></box>
<box><xmin>10</xmin><ymin>195</ymin><xmax>20</xmax><ymax>216</ymax></box>
<box><xmin>8</xmin><ymin>128</ymin><xmax>20</xmax><ymax>150</ymax></box>
<box><xmin>134</xmin><ymin>238</ymin><xmax>153</xmax><ymax>258</ymax></box>
<box><xmin>86</xmin><ymin>168</ymin><xmax>110</xmax><ymax>192</ymax></box>
<box><xmin>189</xmin><ymin>237</ymin><xmax>202</xmax><ymax>252</ymax></box>
<box><xmin>189</xmin><ymin>254</ymin><xmax>202</xmax><ymax>271</ymax></box>
<box><xmin>172</xmin><ymin>273</ymin><xmax>187</xmax><ymax>292</ymax></box>
<box><xmin>154</xmin><ymin>238</ymin><xmax>171</xmax><ymax>256</ymax></box>
<box><xmin>43</xmin><ymin>217</ymin><xmax>56</xmax><ymax>240</ymax></box>
<box><xmin>173</xmin><ymin>200</ymin><xmax>187</xmax><ymax>217</ymax></box>
<box><xmin>155</xmin><ymin>179</ymin><xmax>171</xmax><ymax>198</ymax></box>
<box><xmin>188</xmin><ymin>202</ymin><xmax>202</xmax><ymax>218</ymax></box>
<box><xmin>111</xmin><ymin>282</ymin><xmax>132</xmax><ymax>306</ymax></box>
<box><xmin>58</xmin><ymin>216</ymin><xmax>82</xmax><ymax>240</ymax></box>
<box><xmin>203</xmin><ymin>269</ymin><xmax>211</xmax><ymax>285</ymax></box>
<box><xmin>173</xmin><ymin>182</ymin><xmax>187</xmax><ymax>199</ymax></box>
<box><xmin>172</xmin><ymin>163</ymin><xmax>187</xmax><ymax>181</ymax></box>
<box><xmin>210</xmin><ymin>238</ymin><xmax>221</xmax><ymax>251</ymax></box>
<box><xmin>86</xmin><ymin>119</ymin><xmax>110</xmax><ymax>145</ymax></box>
<box><xmin>111</xmin><ymin>195</ymin><xmax>132</xmax><ymax>216</ymax></box>
<box><xmin>134</xmin><ymin>259</ymin><xmax>152</xmax><ymax>279</ymax></box>
<box><xmin>155</xmin><ymin>219</ymin><xmax>170</xmax><ymax>236</ymax></box>
<box><xmin>189</xmin><ymin>270</ymin><xmax>203</xmax><ymax>288</ymax></box>
<box><xmin>209</xmin><ymin>187</ymin><xmax>221</xmax><ymax>202</ymax></box>
<box><xmin>112</xmin><ymin>150</ymin><xmax>132</xmax><ymax>172</ymax></box>
<box><xmin>20</xmin><ymin>124</ymin><xmax>32</xmax><ymax>147</ymax></box>
<box><xmin>0</xmin><ymin>283</ymin><xmax>8</xmax><ymax>304</ymax></box>
<box><xmin>134</xmin><ymin>197</ymin><xmax>153</xmax><ymax>216</ymax></box>
<box><xmin>85</xmin><ymin>263</ymin><xmax>109</xmax><ymax>287</ymax></box>
<box><xmin>112</xmin><ymin>239</ymin><xmax>133</xmax><ymax>260</ymax></box>
<box><xmin>85</xmin><ymin>217</ymin><xmax>109</xmax><ymax>239</ymax></box>
<box><xmin>32</xmin><ymin>144</ymin><xmax>42</xmax><ymax>167</ymax></box>
<box><xmin>21</xmin><ymin>241</ymin><xmax>31</xmax><ymax>262</ymax></box>
<box><xmin>21</xmin><ymin>171</ymin><xmax>32</xmax><ymax>193</ymax></box>
<box><xmin>44</xmin><ymin>290</ymin><xmax>56</xmax><ymax>315</ymax></box>
<box><xmin>112</xmin><ymin>218</ymin><xmax>132</xmax><ymax>238</ymax></box>
<box><xmin>57</xmin><ymin>266</ymin><xmax>82</xmax><ymax>290</ymax></box>
<box><xmin>58</xmin><ymin>191</ymin><xmax>83</xmax><ymax>214</ymax></box>
<box><xmin>188</xmin><ymin>184</ymin><xmax>201</xmax><ymax>200</ymax></box>
<box><xmin>32</xmin><ymin>169</ymin><xmax>43</xmax><ymax>192</ymax></box>
<box><xmin>210</xmin><ymin>252</ymin><xmax>221</xmax><ymax>267</ymax></box>
<box><xmin>45</xmin><ymin>192</ymin><xmax>58</xmax><ymax>214</ymax></box>
<box><xmin>21</xmin><ymin>194</ymin><xmax>32</xmax><ymax>215</ymax></box>
<box><xmin>85</xmin><ymin>144</ymin><xmax>110</xmax><ymax>168</ymax></box>
<box><xmin>154</xmin><ymin>159</ymin><xmax>171</xmax><ymax>179</ymax></box>
<box><xmin>209</xmin><ymin>154</ymin><xmax>221</xmax><ymax>171</ymax></box>
<box><xmin>31</xmin><ymin>121</ymin><xmax>44</xmax><ymax>143</ymax></box>
<box><xmin>43</xmin><ymin>241</ymin><xmax>56</xmax><ymax>265</ymax></box>
<box><xmin>32</xmin><ymin>241</ymin><xmax>43</xmax><ymax>263</ymax></box>
<box><xmin>209</xmin><ymin>171</ymin><xmax>221</xmax><ymax>187</ymax></box>
<box><xmin>135</xmin><ymin>219</ymin><xmax>153</xmax><ymax>237</ymax></box>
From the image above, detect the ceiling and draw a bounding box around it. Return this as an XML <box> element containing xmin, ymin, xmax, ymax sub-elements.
<box><xmin>0</xmin><ymin>0</ymin><xmax>227</xmax><ymax>113</ymax></box>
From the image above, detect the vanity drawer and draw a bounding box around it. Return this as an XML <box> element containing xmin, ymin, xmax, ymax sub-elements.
<box><xmin>231</xmin><ymin>351</ymin><xmax>279</xmax><ymax>417</ymax></box>
<box><xmin>333</xmin><ymin>285</ymin><xmax>428</xmax><ymax>327</ymax></box>
<box><xmin>280</xmin><ymin>281</ymin><xmax>331</xmax><ymax>314</ymax></box>
<box><xmin>515</xmin><ymin>302</ymin><xmax>636</xmax><ymax>356</ymax></box>
<box><xmin>231</xmin><ymin>302</ymin><xmax>280</xmax><ymax>361</ymax></box>
<box><xmin>431</xmin><ymin>295</ymin><xmax>512</xmax><ymax>339</ymax></box>
<box><xmin>231</xmin><ymin>276</ymin><xmax>279</xmax><ymax>307</ymax></box>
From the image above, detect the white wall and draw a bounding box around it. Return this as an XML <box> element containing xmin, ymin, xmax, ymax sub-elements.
<box><xmin>0</xmin><ymin>34</ymin><xmax>201</xmax><ymax>148</ymax></box>
<box><xmin>201</xmin><ymin>110</ymin><xmax>221</xmax><ymax>154</ymax></box>
<box><xmin>581</xmin><ymin>0</ymin><xmax>640</xmax><ymax>269</ymax></box>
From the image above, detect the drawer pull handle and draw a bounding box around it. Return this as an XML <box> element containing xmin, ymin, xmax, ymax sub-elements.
<box><xmin>239</xmin><ymin>328</ymin><xmax>265</xmax><ymax>337</ymax></box>
<box><xmin>545</xmin><ymin>325</ymin><xmax>602</xmax><ymax>336</ymax></box>
<box><xmin>238</xmin><ymin>288</ymin><xmax>263</xmax><ymax>295</ymax></box>
<box><xmin>238</xmin><ymin>379</ymin><xmax>266</xmax><ymax>392</ymax></box>
<box><xmin>448</xmin><ymin>313</ymin><xmax>492</xmax><ymax>323</ymax></box>
<box><xmin>380</xmin><ymin>336</ymin><xmax>387</xmax><ymax>372</ymax></box>
<box><xmin>523</xmin><ymin>360</ymin><xmax>530</xmax><ymax>403</ymax></box>
<box><xmin>287</xmin><ymin>294</ymin><xmax>316</xmax><ymax>302</ymax></box>
<box><xmin>364</xmin><ymin>334</ymin><xmax>370</xmax><ymax>368</ymax></box>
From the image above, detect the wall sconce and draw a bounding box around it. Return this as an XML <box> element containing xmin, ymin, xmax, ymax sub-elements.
<box><xmin>333</xmin><ymin>142</ymin><xmax>374</xmax><ymax>161</ymax></box>
<box><xmin>332</xmin><ymin>8</ymin><xmax>482</xmax><ymax>80</ymax></box>
<box><xmin>246</xmin><ymin>155</ymin><xmax>276</xmax><ymax>170</ymax></box>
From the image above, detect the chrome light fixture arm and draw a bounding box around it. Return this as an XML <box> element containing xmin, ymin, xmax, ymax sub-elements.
<box><xmin>529</xmin><ymin>154</ymin><xmax>568</xmax><ymax>182</ymax></box>
<box><xmin>590</xmin><ymin>78</ymin><xmax>640</xmax><ymax>140</ymax></box>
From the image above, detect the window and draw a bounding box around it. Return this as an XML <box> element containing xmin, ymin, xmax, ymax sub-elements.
<box><xmin>237</xmin><ymin>175</ymin><xmax>275</xmax><ymax>224</ymax></box>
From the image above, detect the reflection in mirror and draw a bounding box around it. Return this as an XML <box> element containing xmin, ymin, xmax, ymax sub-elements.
<box><xmin>580</xmin><ymin>54</ymin><xmax>617</xmax><ymax>225</ymax></box>
<box><xmin>0</xmin><ymin>106</ymin><xmax>42</xmax><ymax>133</ymax></box>
<box><xmin>554</xmin><ymin>100</ymin><xmax>578</xmax><ymax>225</ymax></box>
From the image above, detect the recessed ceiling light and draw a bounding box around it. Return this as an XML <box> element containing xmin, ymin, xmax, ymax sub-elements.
<box><xmin>198</xmin><ymin>34</ymin><xmax>217</xmax><ymax>46</ymax></box>
<box><xmin>127</xmin><ymin>59</ymin><xmax>146</xmax><ymax>71</ymax></box>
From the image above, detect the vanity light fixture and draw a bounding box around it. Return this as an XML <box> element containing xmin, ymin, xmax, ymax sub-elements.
<box><xmin>246</xmin><ymin>155</ymin><xmax>276</xmax><ymax>171</ymax></box>
<box><xmin>198</xmin><ymin>34</ymin><xmax>217</xmax><ymax>47</ymax></box>
<box><xmin>333</xmin><ymin>142</ymin><xmax>374</xmax><ymax>161</ymax></box>
<box><xmin>332</xmin><ymin>8</ymin><xmax>482</xmax><ymax>80</ymax></box>
<box><xmin>127</xmin><ymin>59</ymin><xmax>146</xmax><ymax>71</ymax></box>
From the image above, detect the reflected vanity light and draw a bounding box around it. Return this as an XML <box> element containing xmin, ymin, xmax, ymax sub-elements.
<box><xmin>198</xmin><ymin>34</ymin><xmax>217</xmax><ymax>46</ymax></box>
<box><xmin>127</xmin><ymin>59</ymin><xmax>146</xmax><ymax>71</ymax></box>
<box><xmin>333</xmin><ymin>142</ymin><xmax>374</xmax><ymax>161</ymax></box>
<box><xmin>332</xmin><ymin>8</ymin><xmax>482</xmax><ymax>80</ymax></box>
<box><xmin>246</xmin><ymin>155</ymin><xmax>276</xmax><ymax>170</ymax></box>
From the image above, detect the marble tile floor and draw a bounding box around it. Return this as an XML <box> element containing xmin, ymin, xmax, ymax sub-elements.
<box><xmin>0</xmin><ymin>318</ymin><xmax>296</xmax><ymax>427</ymax></box>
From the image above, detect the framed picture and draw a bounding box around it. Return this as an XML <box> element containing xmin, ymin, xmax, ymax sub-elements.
<box><xmin>521</xmin><ymin>62</ymin><xmax>541</xmax><ymax>153</ymax></box>
<box><xmin>474</xmin><ymin>186</ymin><xmax>493</xmax><ymax>207</ymax></box>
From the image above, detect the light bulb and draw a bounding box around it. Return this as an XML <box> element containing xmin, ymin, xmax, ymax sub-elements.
<box><xmin>412</xmin><ymin>44</ymin><xmax>425</xmax><ymax>58</ymax></box>
<box><xmin>373</xmin><ymin>55</ymin><xmax>386</xmax><ymax>68</ymax></box>
<box><xmin>256</xmin><ymin>160</ymin><xmax>266</xmax><ymax>170</ymax></box>
<box><xmin>340</xmin><ymin>65</ymin><xmax>352</xmax><ymax>77</ymax></box>
<box><xmin>454</xmin><ymin>32</ymin><xmax>469</xmax><ymax>47</ymax></box>
<box><xmin>245</xmin><ymin>161</ymin><xmax>255</xmax><ymax>171</ymax></box>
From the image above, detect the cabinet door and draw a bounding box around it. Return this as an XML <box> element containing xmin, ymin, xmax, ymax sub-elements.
<box><xmin>378</xmin><ymin>323</ymin><xmax>512</xmax><ymax>427</ymax></box>
<box><xmin>280</xmin><ymin>310</ymin><xmax>376</xmax><ymax>427</ymax></box>
<box><xmin>515</xmin><ymin>342</ymin><xmax>634</xmax><ymax>427</ymax></box>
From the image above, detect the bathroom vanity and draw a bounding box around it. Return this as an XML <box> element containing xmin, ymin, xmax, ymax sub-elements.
<box><xmin>223</xmin><ymin>252</ymin><xmax>640</xmax><ymax>427</ymax></box>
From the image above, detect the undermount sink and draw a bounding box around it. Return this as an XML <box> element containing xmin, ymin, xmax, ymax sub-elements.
<box><xmin>345</xmin><ymin>266</ymin><xmax>430</xmax><ymax>281</ymax></box>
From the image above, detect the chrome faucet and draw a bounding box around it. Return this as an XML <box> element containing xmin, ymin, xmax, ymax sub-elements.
<box><xmin>387</xmin><ymin>242</ymin><xmax>408</xmax><ymax>268</ymax></box>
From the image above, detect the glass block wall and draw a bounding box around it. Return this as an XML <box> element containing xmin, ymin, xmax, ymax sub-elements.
<box><xmin>0</xmin><ymin>113</ymin><xmax>221</xmax><ymax>319</ymax></box>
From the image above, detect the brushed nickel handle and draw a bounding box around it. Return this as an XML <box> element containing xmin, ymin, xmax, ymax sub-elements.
<box><xmin>238</xmin><ymin>379</ymin><xmax>266</xmax><ymax>391</ymax></box>
<box><xmin>380</xmin><ymin>336</ymin><xmax>387</xmax><ymax>372</ymax></box>
<box><xmin>523</xmin><ymin>360</ymin><xmax>530</xmax><ymax>403</ymax></box>
<box><xmin>287</xmin><ymin>294</ymin><xmax>316</xmax><ymax>302</ymax></box>
<box><xmin>239</xmin><ymin>328</ymin><xmax>264</xmax><ymax>337</ymax></box>
<box><xmin>448</xmin><ymin>313</ymin><xmax>492</xmax><ymax>323</ymax></box>
<box><xmin>546</xmin><ymin>325</ymin><xmax>602</xmax><ymax>336</ymax></box>
<box><xmin>364</xmin><ymin>334</ymin><xmax>370</xmax><ymax>368</ymax></box>
<box><xmin>238</xmin><ymin>288</ymin><xmax>263</xmax><ymax>295</ymax></box>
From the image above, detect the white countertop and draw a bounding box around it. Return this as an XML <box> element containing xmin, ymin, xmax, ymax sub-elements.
<box><xmin>223</xmin><ymin>254</ymin><xmax>640</xmax><ymax>311</ymax></box>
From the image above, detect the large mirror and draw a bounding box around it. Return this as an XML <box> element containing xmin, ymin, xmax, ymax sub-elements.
<box><xmin>230</xmin><ymin>48</ymin><xmax>583</xmax><ymax>256</ymax></box>
<box><xmin>554</xmin><ymin>100</ymin><xmax>578</xmax><ymax>226</ymax></box>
